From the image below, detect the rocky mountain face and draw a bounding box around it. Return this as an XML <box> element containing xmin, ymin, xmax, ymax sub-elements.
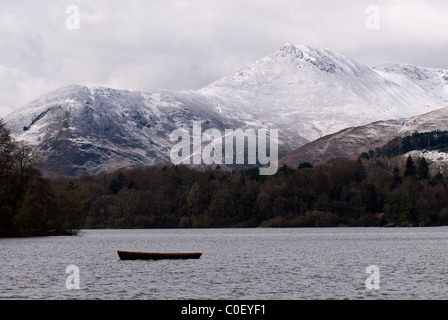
<box><xmin>5</xmin><ymin>85</ymin><xmax>246</xmax><ymax>176</ymax></box>
<box><xmin>4</xmin><ymin>44</ymin><xmax>448</xmax><ymax>176</ymax></box>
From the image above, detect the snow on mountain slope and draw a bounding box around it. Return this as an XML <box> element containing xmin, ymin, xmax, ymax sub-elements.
<box><xmin>4</xmin><ymin>44</ymin><xmax>448</xmax><ymax>176</ymax></box>
<box><xmin>280</xmin><ymin>106</ymin><xmax>448</xmax><ymax>167</ymax></box>
<box><xmin>6</xmin><ymin>85</ymin><xmax>245</xmax><ymax>176</ymax></box>
<box><xmin>374</xmin><ymin>63</ymin><xmax>448</xmax><ymax>101</ymax></box>
<box><xmin>200</xmin><ymin>44</ymin><xmax>448</xmax><ymax>143</ymax></box>
<box><xmin>405</xmin><ymin>150</ymin><xmax>448</xmax><ymax>175</ymax></box>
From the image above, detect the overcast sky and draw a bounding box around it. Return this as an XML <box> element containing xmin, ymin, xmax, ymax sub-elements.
<box><xmin>1</xmin><ymin>0</ymin><xmax>448</xmax><ymax>117</ymax></box>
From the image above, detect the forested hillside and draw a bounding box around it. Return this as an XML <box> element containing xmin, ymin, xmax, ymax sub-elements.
<box><xmin>362</xmin><ymin>130</ymin><xmax>448</xmax><ymax>159</ymax></box>
<box><xmin>3</xmin><ymin>120</ymin><xmax>448</xmax><ymax>237</ymax></box>
<box><xmin>50</xmin><ymin>155</ymin><xmax>448</xmax><ymax>229</ymax></box>
<box><xmin>0</xmin><ymin>119</ymin><xmax>81</xmax><ymax>237</ymax></box>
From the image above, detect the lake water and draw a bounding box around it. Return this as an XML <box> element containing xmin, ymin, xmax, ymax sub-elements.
<box><xmin>1</xmin><ymin>227</ymin><xmax>448</xmax><ymax>300</ymax></box>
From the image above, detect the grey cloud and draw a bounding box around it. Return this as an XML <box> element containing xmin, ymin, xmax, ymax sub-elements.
<box><xmin>1</xmin><ymin>0</ymin><xmax>447</xmax><ymax>117</ymax></box>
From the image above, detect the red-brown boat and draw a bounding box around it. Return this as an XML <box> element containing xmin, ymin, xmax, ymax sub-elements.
<box><xmin>117</xmin><ymin>250</ymin><xmax>203</xmax><ymax>260</ymax></box>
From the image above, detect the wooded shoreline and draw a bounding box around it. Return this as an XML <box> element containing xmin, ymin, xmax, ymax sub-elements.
<box><xmin>3</xmin><ymin>118</ymin><xmax>448</xmax><ymax>237</ymax></box>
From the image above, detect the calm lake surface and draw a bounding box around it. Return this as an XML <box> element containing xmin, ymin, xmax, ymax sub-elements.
<box><xmin>1</xmin><ymin>227</ymin><xmax>448</xmax><ymax>300</ymax></box>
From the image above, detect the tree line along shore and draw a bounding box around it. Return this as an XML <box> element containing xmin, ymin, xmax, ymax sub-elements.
<box><xmin>2</xmin><ymin>119</ymin><xmax>448</xmax><ymax>237</ymax></box>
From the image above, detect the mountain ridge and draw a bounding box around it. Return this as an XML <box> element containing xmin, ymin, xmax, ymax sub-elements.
<box><xmin>5</xmin><ymin>44</ymin><xmax>448</xmax><ymax>176</ymax></box>
<box><xmin>279</xmin><ymin>105</ymin><xmax>448</xmax><ymax>167</ymax></box>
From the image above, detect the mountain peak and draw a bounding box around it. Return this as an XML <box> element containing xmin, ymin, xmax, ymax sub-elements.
<box><xmin>277</xmin><ymin>43</ymin><xmax>306</xmax><ymax>57</ymax></box>
<box><xmin>5</xmin><ymin>44</ymin><xmax>448</xmax><ymax>176</ymax></box>
<box><xmin>275</xmin><ymin>43</ymin><xmax>320</xmax><ymax>62</ymax></box>
<box><xmin>268</xmin><ymin>43</ymin><xmax>371</xmax><ymax>75</ymax></box>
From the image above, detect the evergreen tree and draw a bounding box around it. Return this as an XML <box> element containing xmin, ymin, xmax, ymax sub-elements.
<box><xmin>392</xmin><ymin>167</ymin><xmax>402</xmax><ymax>186</ymax></box>
<box><xmin>417</xmin><ymin>157</ymin><xmax>429</xmax><ymax>180</ymax></box>
<box><xmin>298</xmin><ymin>162</ymin><xmax>313</xmax><ymax>169</ymax></box>
<box><xmin>110</xmin><ymin>171</ymin><xmax>125</xmax><ymax>194</ymax></box>
<box><xmin>404</xmin><ymin>155</ymin><xmax>417</xmax><ymax>178</ymax></box>
<box><xmin>431</xmin><ymin>171</ymin><xmax>444</xmax><ymax>186</ymax></box>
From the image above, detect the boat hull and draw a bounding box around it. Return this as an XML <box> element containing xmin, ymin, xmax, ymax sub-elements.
<box><xmin>117</xmin><ymin>250</ymin><xmax>203</xmax><ymax>260</ymax></box>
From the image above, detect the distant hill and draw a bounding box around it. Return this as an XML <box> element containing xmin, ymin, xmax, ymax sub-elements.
<box><xmin>280</xmin><ymin>106</ymin><xmax>448</xmax><ymax>167</ymax></box>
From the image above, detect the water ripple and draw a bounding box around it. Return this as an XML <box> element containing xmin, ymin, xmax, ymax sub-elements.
<box><xmin>1</xmin><ymin>227</ymin><xmax>448</xmax><ymax>299</ymax></box>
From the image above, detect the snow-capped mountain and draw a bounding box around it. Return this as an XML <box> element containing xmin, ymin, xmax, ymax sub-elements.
<box><xmin>4</xmin><ymin>44</ymin><xmax>448</xmax><ymax>176</ymax></box>
<box><xmin>200</xmin><ymin>44</ymin><xmax>448</xmax><ymax>143</ymax></box>
<box><xmin>374</xmin><ymin>63</ymin><xmax>448</xmax><ymax>101</ymax></box>
<box><xmin>279</xmin><ymin>106</ymin><xmax>448</xmax><ymax>167</ymax></box>
<box><xmin>5</xmin><ymin>85</ymin><xmax>246</xmax><ymax>176</ymax></box>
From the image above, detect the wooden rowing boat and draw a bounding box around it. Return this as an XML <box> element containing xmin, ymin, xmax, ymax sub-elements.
<box><xmin>117</xmin><ymin>250</ymin><xmax>203</xmax><ymax>260</ymax></box>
